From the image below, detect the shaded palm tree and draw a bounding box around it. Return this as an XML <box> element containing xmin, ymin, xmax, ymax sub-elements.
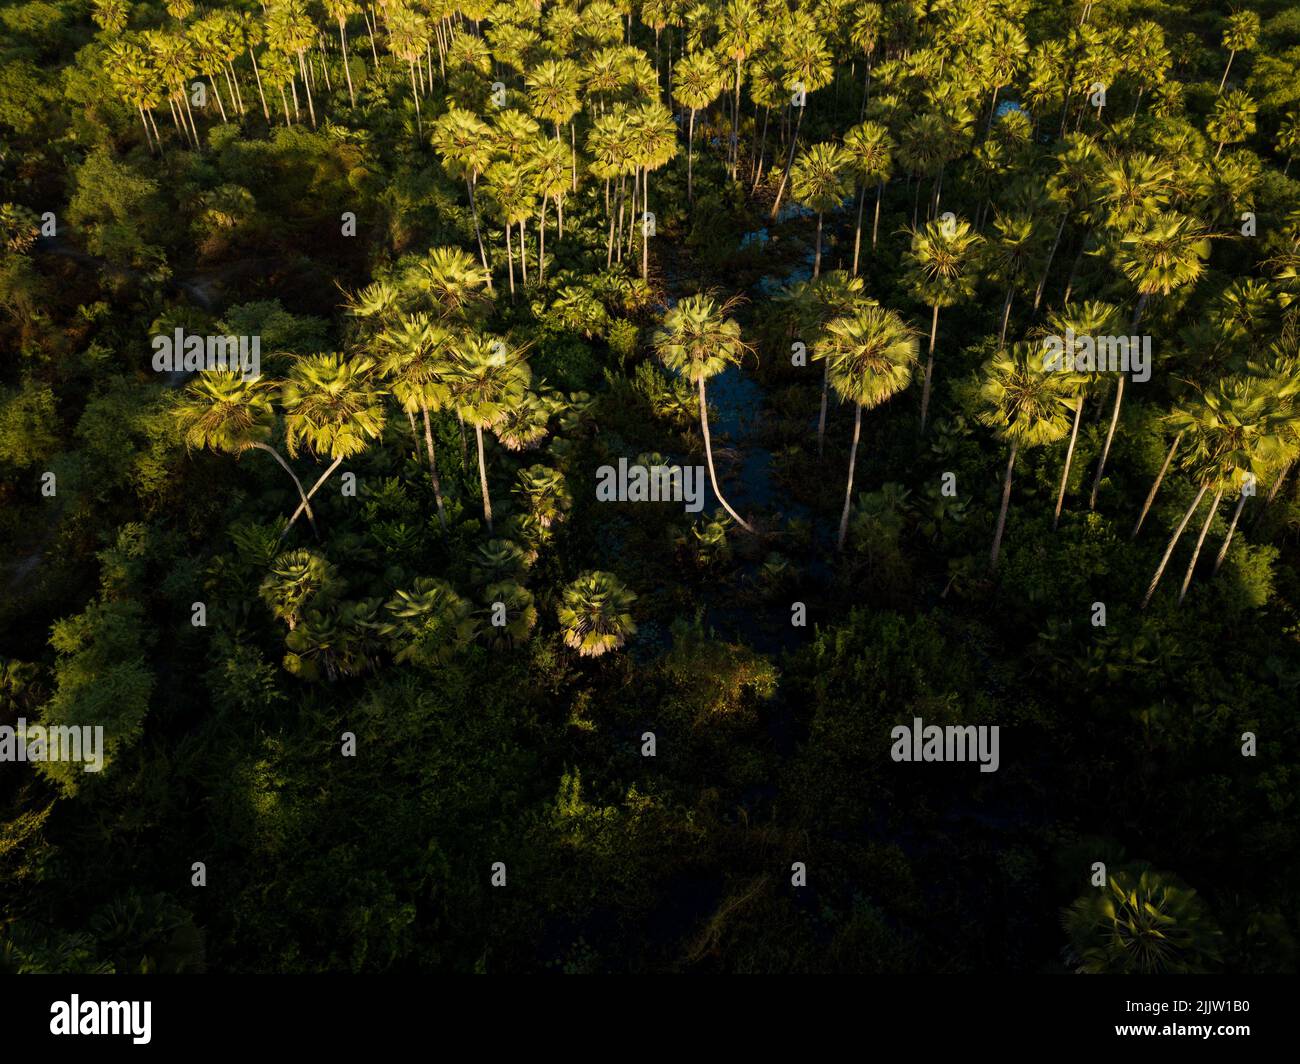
<box><xmin>445</xmin><ymin>333</ymin><xmax>531</xmax><ymax>534</ymax></box>
<box><xmin>381</xmin><ymin>578</ymin><xmax>479</xmax><ymax>666</ymax></box>
<box><xmin>842</xmin><ymin>120</ymin><xmax>893</xmax><ymax>271</ymax></box>
<box><xmin>977</xmin><ymin>343</ymin><xmax>1078</xmax><ymax>570</ymax></box>
<box><xmin>903</xmin><ymin>217</ymin><xmax>984</xmax><ymax>431</ymax></box>
<box><xmin>815</xmin><ymin>303</ymin><xmax>917</xmax><ymax>550</ymax></box>
<box><xmin>672</xmin><ymin>49</ymin><xmax>726</xmax><ymax>202</ymax></box>
<box><xmin>1063</xmin><ymin>862</ymin><xmax>1222</xmax><ymax>974</ymax></box>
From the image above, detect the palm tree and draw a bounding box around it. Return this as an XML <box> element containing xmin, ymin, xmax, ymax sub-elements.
<box><xmin>375</xmin><ymin>313</ymin><xmax>455</xmax><ymax>531</ymax></box>
<box><xmin>977</xmin><ymin>344</ymin><xmax>1077</xmax><ymax>570</ymax></box>
<box><xmin>399</xmin><ymin>246</ymin><xmax>492</xmax><ymax>323</ymax></box>
<box><xmin>281</xmin><ymin>353</ymin><xmax>387</xmax><ymax>534</ymax></box>
<box><xmin>1043</xmin><ymin>301</ymin><xmax>1120</xmax><ymax>530</ymax></box>
<box><xmin>1217</xmin><ymin>10</ymin><xmax>1260</xmax><ymax>94</ymax></box>
<box><xmin>324</xmin><ymin>0</ymin><xmax>358</xmax><ymax>107</ymax></box>
<box><xmin>672</xmin><ymin>49</ymin><xmax>725</xmax><ymax>202</ymax></box>
<box><xmin>381</xmin><ymin>578</ymin><xmax>478</xmax><ymax>666</ymax></box>
<box><xmin>903</xmin><ymin>217</ymin><xmax>984</xmax><ymax>431</ymax></box>
<box><xmin>431</xmin><ymin>106</ymin><xmax>496</xmax><ymax>283</ymax></box>
<box><xmin>1063</xmin><ymin>863</ymin><xmax>1222</xmax><ymax>974</ymax></box>
<box><xmin>445</xmin><ymin>333</ymin><xmax>531</xmax><ymax>534</ymax></box>
<box><xmin>987</xmin><ymin>210</ymin><xmax>1045</xmax><ymax>346</ymax></box>
<box><xmin>481</xmin><ymin>581</ymin><xmax>537</xmax><ymax>648</ymax></box>
<box><xmin>260</xmin><ymin>549</ymin><xmax>335</xmax><ymax>632</ymax></box>
<box><xmin>790</xmin><ymin>142</ymin><xmax>850</xmax><ymax>281</ymax></box>
<box><xmin>529</xmin><ymin>137</ymin><xmax>570</xmax><ymax>281</ymax></box>
<box><xmin>977</xmin><ymin>24</ymin><xmax>1028</xmax><ymax>133</ymax></box>
<box><xmin>174</xmin><ymin>371</ymin><xmax>318</xmax><ymax>533</ymax></box>
<box><xmin>514</xmin><ymin>464</ymin><xmax>572</xmax><ymax>529</ymax></box>
<box><xmin>1092</xmin><ymin>211</ymin><xmax>1212</xmax><ymax>508</ymax></box>
<box><xmin>1034</xmin><ymin>134</ymin><xmax>1100</xmax><ymax>312</ymax></box>
<box><xmin>715</xmin><ymin>0</ymin><xmax>763</xmax><ymax>180</ymax></box>
<box><xmin>1276</xmin><ymin>112</ymin><xmax>1300</xmax><ymax>177</ymax></box>
<box><xmin>842</xmin><ymin>120</ymin><xmax>893</xmax><ymax>271</ymax></box>
<box><xmin>1208</xmin><ymin>89</ymin><xmax>1258</xmax><ymax>161</ymax></box>
<box><xmin>484</xmin><ymin>158</ymin><xmax>535</xmax><ymax>300</ymax></box>
<box><xmin>815</xmin><ymin>303</ymin><xmax>917</xmax><ymax>550</ymax></box>
<box><xmin>629</xmin><ymin>102</ymin><xmax>678</xmax><ymax>280</ymax></box>
<box><xmin>653</xmin><ymin>293</ymin><xmax>755</xmax><ymax>532</ymax></box>
<box><xmin>769</xmin><ymin>25</ymin><xmax>834</xmax><ymax>220</ymax></box>
<box><xmin>525</xmin><ymin>58</ymin><xmax>583</xmax><ymax>190</ymax></box>
<box><xmin>557</xmin><ymin>571</ymin><xmax>637</xmax><ymax>657</ymax></box>
<box><xmin>386</xmin><ymin>4</ymin><xmax>431</xmax><ymax>134</ymax></box>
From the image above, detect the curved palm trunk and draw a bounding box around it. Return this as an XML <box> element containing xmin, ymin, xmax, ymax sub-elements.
<box><xmin>697</xmin><ymin>376</ymin><xmax>754</xmax><ymax>532</ymax></box>
<box><xmin>1213</xmin><ymin>489</ymin><xmax>1247</xmax><ymax>574</ymax></box>
<box><xmin>250</xmin><ymin>442</ymin><xmax>316</xmax><ymax>535</ymax></box>
<box><xmin>1089</xmin><ymin>374</ymin><xmax>1124</xmax><ymax>509</ymax></box>
<box><xmin>1178</xmin><ymin>486</ymin><xmax>1223</xmax><ymax>603</ymax></box>
<box><xmin>990</xmin><ymin>439</ymin><xmax>1019</xmax><ymax>571</ymax></box>
<box><xmin>421</xmin><ymin>405</ymin><xmax>448</xmax><ymax>531</ymax></box>
<box><xmin>872</xmin><ymin>180</ymin><xmax>883</xmax><ymax>248</ymax></box>
<box><xmin>1053</xmin><ymin>395</ymin><xmax>1084</xmax><ymax>530</ymax></box>
<box><xmin>919</xmin><ymin>304</ymin><xmax>940</xmax><ymax>431</ymax></box>
<box><xmin>1141</xmin><ymin>482</ymin><xmax>1209</xmax><ymax>609</ymax></box>
<box><xmin>837</xmin><ymin>403</ymin><xmax>863</xmax><ymax>551</ymax></box>
<box><xmin>1132</xmin><ymin>430</ymin><xmax>1183</xmax><ymax>538</ymax></box>
<box><xmin>285</xmin><ymin>455</ymin><xmax>344</xmax><ymax>534</ymax></box>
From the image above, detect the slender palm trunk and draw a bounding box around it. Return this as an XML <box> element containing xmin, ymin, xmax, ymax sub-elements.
<box><xmin>504</xmin><ymin>223</ymin><xmax>516</xmax><ymax>299</ymax></box>
<box><xmin>250</xmin><ymin>48</ymin><xmax>271</xmax><ymax>121</ymax></box>
<box><xmin>687</xmin><ymin>107</ymin><xmax>696</xmax><ymax>201</ymax></box>
<box><xmin>813</xmin><ymin>209</ymin><xmax>824</xmax><ymax>278</ymax></box>
<box><xmin>1034</xmin><ymin>210</ymin><xmax>1068</xmax><ymax>312</ymax></box>
<box><xmin>1178</xmin><ymin>486</ymin><xmax>1223</xmax><ymax>603</ymax></box>
<box><xmin>286</xmin><ymin>455</ymin><xmax>344</xmax><ymax>533</ymax></box>
<box><xmin>990</xmin><ymin>440</ymin><xmax>1019</xmax><ymax>570</ymax></box>
<box><xmin>1213</xmin><ymin>490</ymin><xmax>1247</xmax><ymax>574</ymax></box>
<box><xmin>697</xmin><ymin>376</ymin><xmax>754</xmax><ymax>532</ymax></box>
<box><xmin>1218</xmin><ymin>49</ymin><xmax>1236</xmax><ymax>94</ymax></box>
<box><xmin>339</xmin><ymin>19</ymin><xmax>356</xmax><ymax>107</ymax></box>
<box><xmin>467</xmin><ymin>177</ymin><xmax>492</xmax><ymax>289</ymax></box>
<box><xmin>837</xmin><ymin>403</ymin><xmax>863</xmax><ymax>551</ymax></box>
<box><xmin>769</xmin><ymin>104</ymin><xmax>806</xmax><ymax>220</ymax></box>
<box><xmin>851</xmin><ymin>185</ymin><xmax>866</xmax><ymax>275</ymax></box>
<box><xmin>1132</xmin><ymin>431</ymin><xmax>1183</xmax><ymax>538</ymax></box>
<box><xmin>1089</xmin><ymin>374</ymin><xmax>1124</xmax><ymax>509</ymax></box>
<box><xmin>421</xmin><ymin>405</ymin><xmax>448</xmax><ymax>531</ymax></box>
<box><xmin>250</xmin><ymin>442</ymin><xmax>316</xmax><ymax>534</ymax></box>
<box><xmin>1141</xmin><ymin>482</ymin><xmax>1209</xmax><ymax>609</ymax></box>
<box><xmin>872</xmin><ymin>180</ymin><xmax>883</xmax><ymax>248</ymax></box>
<box><xmin>475</xmin><ymin>423</ymin><xmax>493</xmax><ymax>532</ymax></box>
<box><xmin>998</xmin><ymin>285</ymin><xmax>1014</xmax><ymax>346</ymax></box>
<box><xmin>538</xmin><ymin>195</ymin><xmax>547</xmax><ymax>282</ymax></box>
<box><xmin>919</xmin><ymin>304</ymin><xmax>940</xmax><ymax>431</ymax></box>
<box><xmin>642</xmin><ymin>169</ymin><xmax>651</xmax><ymax>280</ymax></box>
<box><xmin>1053</xmin><ymin>395</ymin><xmax>1084</xmax><ymax>530</ymax></box>
<box><xmin>1253</xmin><ymin>459</ymin><xmax>1293</xmax><ymax>527</ymax></box>
<box><xmin>299</xmin><ymin>51</ymin><xmax>317</xmax><ymax>128</ymax></box>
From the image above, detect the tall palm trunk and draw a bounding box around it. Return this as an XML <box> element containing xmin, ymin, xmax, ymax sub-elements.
<box><xmin>250</xmin><ymin>442</ymin><xmax>317</xmax><ymax>535</ymax></box>
<box><xmin>642</xmin><ymin>169</ymin><xmax>651</xmax><ymax>280</ymax></box>
<box><xmin>687</xmin><ymin>107</ymin><xmax>696</xmax><ymax>201</ymax></box>
<box><xmin>298</xmin><ymin>51</ymin><xmax>317</xmax><ymax>128</ymax></box>
<box><xmin>467</xmin><ymin>177</ymin><xmax>492</xmax><ymax>289</ymax></box>
<box><xmin>421</xmin><ymin>405</ymin><xmax>448</xmax><ymax>531</ymax></box>
<box><xmin>1213</xmin><ymin>490</ymin><xmax>1247</xmax><ymax>574</ymax></box>
<box><xmin>1218</xmin><ymin>49</ymin><xmax>1236</xmax><ymax>94</ymax></box>
<box><xmin>851</xmin><ymin>184</ymin><xmax>866</xmax><ymax>275</ymax></box>
<box><xmin>769</xmin><ymin>104</ymin><xmax>805</xmax><ymax>220</ymax></box>
<box><xmin>1088</xmin><ymin>374</ymin><xmax>1123</xmax><ymax>509</ymax></box>
<box><xmin>1132</xmin><ymin>430</ymin><xmax>1183</xmax><ymax>538</ymax></box>
<box><xmin>286</xmin><ymin>455</ymin><xmax>344</xmax><ymax>533</ymax></box>
<box><xmin>872</xmin><ymin>180</ymin><xmax>883</xmax><ymax>248</ymax></box>
<box><xmin>1252</xmin><ymin>459</ymin><xmax>1293</xmax><ymax>527</ymax></box>
<box><xmin>1053</xmin><ymin>394</ymin><xmax>1084</xmax><ymax>530</ymax></box>
<box><xmin>1034</xmin><ymin>210</ymin><xmax>1068</xmax><ymax>312</ymax></box>
<box><xmin>837</xmin><ymin>403</ymin><xmax>863</xmax><ymax>551</ymax></box>
<box><xmin>1141</xmin><ymin>482</ymin><xmax>1209</xmax><ymax>609</ymax></box>
<box><xmin>1178</xmin><ymin>486</ymin><xmax>1223</xmax><ymax>603</ymax></box>
<box><xmin>338</xmin><ymin>18</ymin><xmax>356</xmax><ymax>107</ymax></box>
<box><xmin>249</xmin><ymin>48</ymin><xmax>270</xmax><ymax>121</ymax></box>
<box><xmin>697</xmin><ymin>376</ymin><xmax>754</xmax><ymax>532</ymax></box>
<box><xmin>990</xmin><ymin>440</ymin><xmax>1019</xmax><ymax>570</ymax></box>
<box><xmin>504</xmin><ymin>223</ymin><xmax>516</xmax><ymax>299</ymax></box>
<box><xmin>919</xmin><ymin>304</ymin><xmax>940</xmax><ymax>431</ymax></box>
<box><xmin>474</xmin><ymin>423</ymin><xmax>493</xmax><ymax>533</ymax></box>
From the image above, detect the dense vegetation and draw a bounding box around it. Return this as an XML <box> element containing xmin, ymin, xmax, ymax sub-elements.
<box><xmin>2</xmin><ymin>0</ymin><xmax>1299</xmax><ymax>974</ymax></box>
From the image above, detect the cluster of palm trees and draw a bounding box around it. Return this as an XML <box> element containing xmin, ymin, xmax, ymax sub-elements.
<box><xmin>153</xmin><ymin>0</ymin><xmax>1300</xmax><ymax>632</ymax></box>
